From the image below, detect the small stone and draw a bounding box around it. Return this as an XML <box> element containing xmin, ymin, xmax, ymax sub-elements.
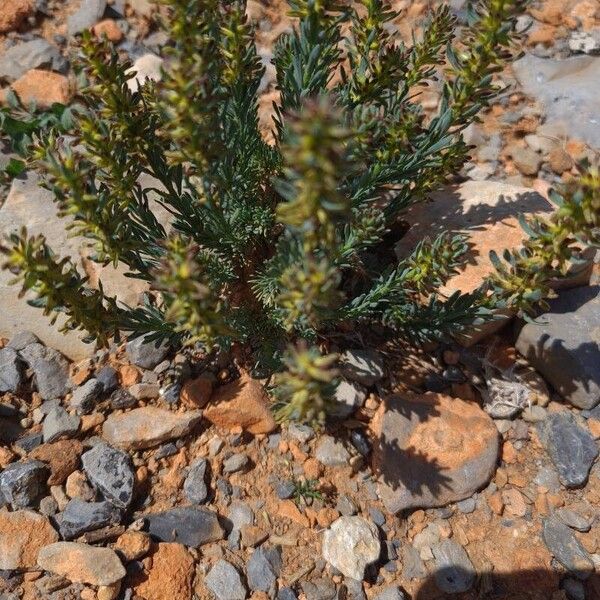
<box><xmin>301</xmin><ymin>579</ymin><xmax>336</xmax><ymax>600</ymax></box>
<box><xmin>4</xmin><ymin>70</ymin><xmax>71</xmax><ymax>109</ymax></box>
<box><xmin>0</xmin><ymin>510</ymin><xmax>59</xmax><ymax>570</ymax></box>
<box><xmin>96</xmin><ymin>366</ymin><xmax>118</xmax><ymax>395</ymax></box>
<box><xmin>145</xmin><ymin>506</ymin><xmax>224</xmax><ymax>547</ymax></box>
<box><xmin>7</xmin><ymin>330</ymin><xmax>39</xmax><ymax>350</ymax></box>
<box><xmin>402</xmin><ymin>544</ymin><xmax>427</xmax><ymax>580</ymax></box>
<box><xmin>208</xmin><ymin>436</ymin><xmax>224</xmax><ymax>456</ymax></box>
<box><xmin>548</xmin><ymin>147</ymin><xmax>574</xmax><ymax>174</ymax></box>
<box><xmin>0</xmin><ymin>460</ymin><xmax>48</xmax><ymax>508</ymax></box>
<box><xmin>43</xmin><ymin>407</ymin><xmax>80</xmax><ymax>442</ymax></box>
<box><xmin>511</xmin><ymin>146</ymin><xmax>542</xmax><ymax>176</ymax></box>
<box><xmin>456</xmin><ymin>497</ymin><xmax>476</xmax><ymax>514</ymax></box>
<box><xmin>58</xmin><ymin>498</ymin><xmax>121</xmax><ymax>540</ymax></box>
<box><xmin>204</xmin><ymin>374</ymin><xmax>276</xmax><ymax>434</ymax></box>
<box><xmin>322</xmin><ymin>516</ymin><xmax>380</xmax><ymax>580</ymax></box>
<box><xmin>330</xmin><ymin>380</ymin><xmax>367</xmax><ymax>418</ymax></box>
<box><xmin>20</xmin><ymin>344</ymin><xmax>70</xmax><ymax>400</ymax></box>
<box><xmin>81</xmin><ymin>443</ymin><xmax>135</xmax><ymax>508</ymax></box>
<box><xmin>227</xmin><ymin>501</ymin><xmax>254</xmax><ymax>530</ymax></box>
<box><xmin>126</xmin><ymin>336</ymin><xmax>169</xmax><ymax>370</ymax></box>
<box><xmin>277</xmin><ymin>588</ymin><xmax>298</xmax><ymax>600</ymax></box>
<box><xmin>0</xmin><ymin>39</ymin><xmax>62</xmax><ymax>81</ymax></box>
<box><xmin>556</xmin><ymin>508</ymin><xmax>592</xmax><ymax>533</ymax></box>
<box><xmin>541</xmin><ymin>518</ymin><xmax>594</xmax><ymax>579</ymax></box>
<box><xmin>247</xmin><ymin>546</ymin><xmax>282</xmax><ymax>594</ymax></box>
<box><xmin>431</xmin><ymin>540</ymin><xmax>475</xmax><ymax>594</ymax></box>
<box><xmin>205</xmin><ymin>559</ymin><xmax>247</xmax><ymax>600</ymax></box>
<box><xmin>30</xmin><ymin>439</ymin><xmax>83</xmax><ymax>485</ymax></box>
<box><xmin>133</xmin><ymin>543</ymin><xmax>194</xmax><ymax>600</ymax></box>
<box><xmin>126</xmin><ymin>53</ymin><xmax>164</xmax><ymax>92</ymax></box>
<box><xmin>92</xmin><ymin>18</ymin><xmax>123</xmax><ymax>42</ymax></box>
<box><xmin>340</xmin><ymin>349</ymin><xmax>384</xmax><ymax>386</ymax></box>
<box><xmin>109</xmin><ymin>388</ymin><xmax>136</xmax><ymax>410</ymax></box>
<box><xmin>65</xmin><ymin>470</ymin><xmax>94</xmax><ymax>501</ymax></box>
<box><xmin>562</xmin><ymin>577</ymin><xmax>586</xmax><ymax>600</ymax></box>
<box><xmin>128</xmin><ymin>382</ymin><xmax>160</xmax><ymax>400</ymax></box>
<box><xmin>0</xmin><ymin>347</ymin><xmax>23</xmax><ymax>392</ymax></box>
<box><xmin>223</xmin><ymin>453</ymin><xmax>249</xmax><ymax>474</ymax></box>
<box><xmin>288</xmin><ymin>422</ymin><xmax>314</xmax><ymax>443</ymax></box>
<box><xmin>180</xmin><ymin>375</ymin><xmax>213</xmax><ymax>408</ymax></box>
<box><xmin>114</xmin><ymin>530</ymin><xmax>151</xmax><ymax>561</ymax></box>
<box><xmin>70</xmin><ymin>379</ymin><xmax>103</xmax><ymax>414</ymax></box>
<box><xmin>67</xmin><ymin>0</ymin><xmax>107</xmax><ymax>35</ymax></box>
<box><xmin>102</xmin><ymin>407</ymin><xmax>202</xmax><ymax>450</ymax></box>
<box><xmin>537</xmin><ymin>413</ymin><xmax>598</xmax><ymax>488</ymax></box>
<box><xmin>0</xmin><ymin>0</ymin><xmax>34</xmax><ymax>33</ymax></box>
<box><xmin>39</xmin><ymin>495</ymin><xmax>58</xmax><ymax>516</ymax></box>
<box><xmin>37</xmin><ymin>542</ymin><xmax>125</xmax><ymax>586</ymax></box>
<box><xmin>183</xmin><ymin>458</ymin><xmax>209</xmax><ymax>504</ymax></box>
<box><xmin>522</xmin><ymin>405</ymin><xmax>547</xmax><ymax>423</ymax></box>
<box><xmin>502</xmin><ymin>488</ymin><xmax>528</xmax><ymax>517</ymax></box>
<box><xmin>275</xmin><ymin>479</ymin><xmax>296</xmax><ymax>500</ymax></box>
<box><xmin>373</xmin><ymin>588</ymin><xmax>406</xmax><ymax>600</ymax></box>
<box><xmin>315</xmin><ymin>435</ymin><xmax>350</xmax><ymax>467</ymax></box>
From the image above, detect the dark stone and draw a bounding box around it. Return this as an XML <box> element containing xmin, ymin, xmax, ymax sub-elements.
<box><xmin>516</xmin><ymin>285</ymin><xmax>600</xmax><ymax>409</ymax></box>
<box><xmin>431</xmin><ymin>540</ymin><xmax>475</xmax><ymax>594</ymax></box>
<box><xmin>183</xmin><ymin>458</ymin><xmax>209</xmax><ymax>504</ymax></box>
<box><xmin>19</xmin><ymin>344</ymin><xmax>70</xmax><ymax>400</ymax></box>
<box><xmin>542</xmin><ymin>518</ymin><xmax>594</xmax><ymax>580</ymax></box>
<box><xmin>274</xmin><ymin>479</ymin><xmax>296</xmax><ymax>500</ymax></box>
<box><xmin>126</xmin><ymin>336</ymin><xmax>169</xmax><ymax>370</ymax></box>
<box><xmin>0</xmin><ymin>460</ymin><xmax>48</xmax><ymax>508</ymax></box>
<box><xmin>246</xmin><ymin>546</ymin><xmax>282</xmax><ymax>594</ymax></box>
<box><xmin>58</xmin><ymin>498</ymin><xmax>121</xmax><ymax>540</ymax></box>
<box><xmin>42</xmin><ymin>407</ymin><xmax>80</xmax><ymax>443</ymax></box>
<box><xmin>70</xmin><ymin>379</ymin><xmax>103</xmax><ymax>414</ymax></box>
<box><xmin>0</xmin><ymin>348</ymin><xmax>23</xmax><ymax>393</ymax></box>
<box><xmin>96</xmin><ymin>366</ymin><xmax>119</xmax><ymax>395</ymax></box>
<box><xmin>145</xmin><ymin>506</ymin><xmax>224</xmax><ymax>547</ymax></box>
<box><xmin>109</xmin><ymin>388</ymin><xmax>137</xmax><ymax>410</ymax></box>
<box><xmin>537</xmin><ymin>413</ymin><xmax>598</xmax><ymax>488</ymax></box>
<box><xmin>15</xmin><ymin>432</ymin><xmax>44</xmax><ymax>453</ymax></box>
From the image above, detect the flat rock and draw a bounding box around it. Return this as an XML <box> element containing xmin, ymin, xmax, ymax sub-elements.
<box><xmin>183</xmin><ymin>457</ymin><xmax>209</xmax><ymax>504</ymax></box>
<box><xmin>19</xmin><ymin>343</ymin><xmax>70</xmax><ymax>400</ymax></box>
<box><xmin>315</xmin><ymin>435</ymin><xmax>351</xmax><ymax>467</ymax></box>
<box><xmin>81</xmin><ymin>443</ymin><xmax>135</xmax><ymax>508</ymax></box>
<box><xmin>513</xmin><ymin>54</ymin><xmax>600</xmax><ymax>150</ymax></box>
<box><xmin>125</xmin><ymin>336</ymin><xmax>169</xmax><ymax>370</ymax></box>
<box><xmin>204</xmin><ymin>374</ymin><xmax>276</xmax><ymax>434</ymax></box>
<box><xmin>102</xmin><ymin>406</ymin><xmax>202</xmax><ymax>450</ymax></box>
<box><xmin>516</xmin><ymin>286</ymin><xmax>600</xmax><ymax>410</ymax></box>
<box><xmin>322</xmin><ymin>516</ymin><xmax>380</xmax><ymax>581</ymax></box>
<box><xmin>0</xmin><ymin>510</ymin><xmax>59</xmax><ymax>570</ymax></box>
<box><xmin>4</xmin><ymin>69</ymin><xmax>72</xmax><ymax>108</ymax></box>
<box><xmin>431</xmin><ymin>540</ymin><xmax>475</xmax><ymax>594</ymax></box>
<box><xmin>0</xmin><ymin>459</ymin><xmax>48</xmax><ymax>508</ymax></box>
<box><xmin>205</xmin><ymin>559</ymin><xmax>247</xmax><ymax>600</ymax></box>
<box><xmin>145</xmin><ymin>506</ymin><xmax>224</xmax><ymax>547</ymax></box>
<box><xmin>30</xmin><ymin>439</ymin><xmax>83</xmax><ymax>485</ymax></box>
<box><xmin>43</xmin><ymin>406</ymin><xmax>80</xmax><ymax>443</ymax></box>
<box><xmin>0</xmin><ymin>347</ymin><xmax>23</xmax><ymax>392</ymax></box>
<box><xmin>0</xmin><ymin>39</ymin><xmax>62</xmax><ymax>82</ymax></box>
<box><xmin>247</xmin><ymin>546</ymin><xmax>282</xmax><ymax>594</ymax></box>
<box><xmin>0</xmin><ymin>0</ymin><xmax>34</xmax><ymax>33</ymax></box>
<box><xmin>537</xmin><ymin>412</ymin><xmax>598</xmax><ymax>488</ymax></box>
<box><xmin>373</xmin><ymin>392</ymin><xmax>499</xmax><ymax>513</ymax></box>
<box><xmin>340</xmin><ymin>349</ymin><xmax>384</xmax><ymax>386</ymax></box>
<box><xmin>330</xmin><ymin>379</ymin><xmax>367</xmax><ymax>418</ymax></box>
<box><xmin>67</xmin><ymin>0</ymin><xmax>107</xmax><ymax>35</ymax></box>
<box><xmin>58</xmin><ymin>498</ymin><xmax>121</xmax><ymax>540</ymax></box>
<box><xmin>542</xmin><ymin>518</ymin><xmax>594</xmax><ymax>580</ymax></box>
<box><xmin>133</xmin><ymin>543</ymin><xmax>194</xmax><ymax>600</ymax></box>
<box><xmin>70</xmin><ymin>378</ymin><xmax>103</xmax><ymax>414</ymax></box>
<box><xmin>37</xmin><ymin>542</ymin><xmax>125</xmax><ymax>586</ymax></box>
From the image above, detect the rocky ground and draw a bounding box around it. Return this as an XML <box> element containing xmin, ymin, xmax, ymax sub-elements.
<box><xmin>1</xmin><ymin>1</ymin><xmax>600</xmax><ymax>600</ymax></box>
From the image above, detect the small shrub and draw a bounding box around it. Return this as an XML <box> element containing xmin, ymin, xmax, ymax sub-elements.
<box><xmin>2</xmin><ymin>0</ymin><xmax>598</xmax><ymax>423</ymax></box>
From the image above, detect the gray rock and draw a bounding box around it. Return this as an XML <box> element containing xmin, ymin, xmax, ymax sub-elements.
<box><xmin>569</xmin><ymin>30</ymin><xmax>600</xmax><ymax>55</ymax></box>
<box><xmin>126</xmin><ymin>336</ymin><xmax>169</xmax><ymax>370</ymax></box>
<box><xmin>456</xmin><ymin>497</ymin><xmax>476</xmax><ymax>514</ymax></box>
<box><xmin>340</xmin><ymin>349</ymin><xmax>384</xmax><ymax>386</ymax></box>
<box><xmin>20</xmin><ymin>343</ymin><xmax>70</xmax><ymax>400</ymax></box>
<box><xmin>562</xmin><ymin>577</ymin><xmax>586</xmax><ymax>600</ymax></box>
<box><xmin>541</xmin><ymin>518</ymin><xmax>594</xmax><ymax>580</ymax></box>
<box><xmin>534</xmin><ymin>466</ymin><xmax>562</xmax><ymax>494</ymax></box>
<box><xmin>537</xmin><ymin>412</ymin><xmax>598</xmax><ymax>488</ymax></box>
<box><xmin>431</xmin><ymin>540</ymin><xmax>475</xmax><ymax>594</ymax></box>
<box><xmin>301</xmin><ymin>579</ymin><xmax>336</xmax><ymax>600</ymax></box>
<box><xmin>70</xmin><ymin>379</ymin><xmax>103</xmax><ymax>414</ymax></box>
<box><xmin>15</xmin><ymin>432</ymin><xmax>43</xmax><ymax>452</ymax></box>
<box><xmin>145</xmin><ymin>506</ymin><xmax>224</xmax><ymax>547</ymax></box>
<box><xmin>274</xmin><ymin>479</ymin><xmax>296</xmax><ymax>500</ymax></box>
<box><xmin>81</xmin><ymin>443</ymin><xmax>134</xmax><ymax>509</ymax></box>
<box><xmin>556</xmin><ymin>508</ymin><xmax>592</xmax><ymax>533</ymax></box>
<box><xmin>205</xmin><ymin>559</ymin><xmax>247</xmax><ymax>600</ymax></box>
<box><xmin>43</xmin><ymin>407</ymin><xmax>80</xmax><ymax>443</ymax></box>
<box><xmin>227</xmin><ymin>501</ymin><xmax>254</xmax><ymax>530</ymax></box>
<box><xmin>128</xmin><ymin>382</ymin><xmax>160</xmax><ymax>400</ymax></box>
<box><xmin>287</xmin><ymin>422</ymin><xmax>314</xmax><ymax>442</ymax></box>
<box><xmin>0</xmin><ymin>39</ymin><xmax>62</xmax><ymax>81</ymax></box>
<box><xmin>514</xmin><ymin>53</ymin><xmax>600</xmax><ymax>154</ymax></box>
<box><xmin>109</xmin><ymin>388</ymin><xmax>136</xmax><ymax>410</ymax></box>
<box><xmin>402</xmin><ymin>544</ymin><xmax>427</xmax><ymax>580</ymax></box>
<box><xmin>315</xmin><ymin>435</ymin><xmax>350</xmax><ymax>467</ymax></box>
<box><xmin>7</xmin><ymin>330</ymin><xmax>39</xmax><ymax>351</ymax></box>
<box><xmin>516</xmin><ymin>286</ymin><xmax>600</xmax><ymax>409</ymax></box>
<box><xmin>373</xmin><ymin>588</ymin><xmax>406</xmax><ymax>600</ymax></box>
<box><xmin>95</xmin><ymin>366</ymin><xmax>118</xmax><ymax>394</ymax></box>
<box><xmin>183</xmin><ymin>458</ymin><xmax>209</xmax><ymax>504</ymax></box>
<box><xmin>67</xmin><ymin>0</ymin><xmax>107</xmax><ymax>35</ymax></box>
<box><xmin>510</xmin><ymin>146</ymin><xmax>542</xmax><ymax>176</ymax></box>
<box><xmin>246</xmin><ymin>546</ymin><xmax>282</xmax><ymax>594</ymax></box>
<box><xmin>277</xmin><ymin>588</ymin><xmax>298</xmax><ymax>600</ymax></box>
<box><xmin>39</xmin><ymin>495</ymin><xmax>58</xmax><ymax>516</ymax></box>
<box><xmin>59</xmin><ymin>498</ymin><xmax>121</xmax><ymax>539</ymax></box>
<box><xmin>330</xmin><ymin>380</ymin><xmax>367</xmax><ymax>418</ymax></box>
<box><xmin>0</xmin><ymin>347</ymin><xmax>23</xmax><ymax>393</ymax></box>
<box><xmin>223</xmin><ymin>453</ymin><xmax>249</xmax><ymax>474</ymax></box>
<box><xmin>336</xmin><ymin>495</ymin><xmax>357</xmax><ymax>516</ymax></box>
<box><xmin>0</xmin><ymin>460</ymin><xmax>48</xmax><ymax>508</ymax></box>
<box><xmin>345</xmin><ymin>579</ymin><xmax>366</xmax><ymax>600</ymax></box>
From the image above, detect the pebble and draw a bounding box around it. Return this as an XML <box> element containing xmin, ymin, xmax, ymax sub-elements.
<box><xmin>0</xmin><ymin>460</ymin><xmax>48</xmax><ymax>508</ymax></box>
<box><xmin>288</xmin><ymin>422</ymin><xmax>315</xmax><ymax>443</ymax></box>
<box><xmin>277</xmin><ymin>588</ymin><xmax>298</xmax><ymax>600</ymax></box>
<box><xmin>145</xmin><ymin>506</ymin><xmax>224</xmax><ymax>547</ymax></box>
<box><xmin>223</xmin><ymin>453</ymin><xmax>249</xmax><ymax>474</ymax></box>
<box><xmin>70</xmin><ymin>378</ymin><xmax>103</xmax><ymax>414</ymax></box>
<box><xmin>227</xmin><ymin>501</ymin><xmax>254</xmax><ymax>530</ymax></box>
<box><xmin>537</xmin><ymin>412</ymin><xmax>598</xmax><ymax>488</ymax></box>
<box><xmin>431</xmin><ymin>540</ymin><xmax>475</xmax><ymax>593</ymax></box>
<box><xmin>109</xmin><ymin>388</ymin><xmax>137</xmax><ymax>410</ymax></box>
<box><xmin>128</xmin><ymin>382</ymin><xmax>160</xmax><ymax>400</ymax></box>
<box><xmin>96</xmin><ymin>365</ymin><xmax>119</xmax><ymax>394</ymax></box>
<box><xmin>246</xmin><ymin>546</ymin><xmax>282</xmax><ymax>594</ymax></box>
<box><xmin>556</xmin><ymin>508</ymin><xmax>592</xmax><ymax>533</ymax></box>
<box><xmin>322</xmin><ymin>516</ymin><xmax>380</xmax><ymax>580</ymax></box>
<box><xmin>373</xmin><ymin>588</ymin><xmax>406</xmax><ymax>600</ymax></box>
<box><xmin>43</xmin><ymin>406</ymin><xmax>81</xmax><ymax>442</ymax></box>
<box><xmin>20</xmin><ymin>343</ymin><xmax>70</xmax><ymax>400</ymax></box>
<box><xmin>126</xmin><ymin>336</ymin><xmax>169</xmax><ymax>370</ymax></box>
<box><xmin>542</xmin><ymin>518</ymin><xmax>594</xmax><ymax>579</ymax></box>
<box><xmin>183</xmin><ymin>458</ymin><xmax>209</xmax><ymax>504</ymax></box>
<box><xmin>456</xmin><ymin>497</ymin><xmax>476</xmax><ymax>514</ymax></box>
<box><xmin>81</xmin><ymin>443</ymin><xmax>135</xmax><ymax>508</ymax></box>
<box><xmin>58</xmin><ymin>498</ymin><xmax>121</xmax><ymax>540</ymax></box>
<box><xmin>114</xmin><ymin>530</ymin><xmax>151</xmax><ymax>561</ymax></box>
<box><xmin>0</xmin><ymin>38</ymin><xmax>62</xmax><ymax>81</ymax></box>
<box><xmin>37</xmin><ymin>542</ymin><xmax>125</xmax><ymax>586</ymax></box>
<box><xmin>205</xmin><ymin>559</ymin><xmax>247</xmax><ymax>600</ymax></box>
<box><xmin>0</xmin><ymin>347</ymin><xmax>23</xmax><ymax>392</ymax></box>
<box><xmin>275</xmin><ymin>479</ymin><xmax>296</xmax><ymax>500</ymax></box>
<box><xmin>315</xmin><ymin>435</ymin><xmax>351</xmax><ymax>467</ymax></box>
<box><xmin>67</xmin><ymin>0</ymin><xmax>107</xmax><ymax>36</ymax></box>
<box><xmin>340</xmin><ymin>349</ymin><xmax>385</xmax><ymax>386</ymax></box>
<box><xmin>330</xmin><ymin>379</ymin><xmax>367</xmax><ymax>418</ymax></box>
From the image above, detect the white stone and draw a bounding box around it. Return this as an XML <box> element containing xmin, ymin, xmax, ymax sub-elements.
<box><xmin>322</xmin><ymin>516</ymin><xmax>380</xmax><ymax>580</ymax></box>
<box><xmin>126</xmin><ymin>54</ymin><xmax>163</xmax><ymax>92</ymax></box>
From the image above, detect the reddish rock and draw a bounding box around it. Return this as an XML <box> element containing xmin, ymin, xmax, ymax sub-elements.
<box><xmin>372</xmin><ymin>392</ymin><xmax>499</xmax><ymax>513</ymax></box>
<box><xmin>180</xmin><ymin>375</ymin><xmax>213</xmax><ymax>408</ymax></box>
<box><xmin>502</xmin><ymin>488</ymin><xmax>528</xmax><ymax>517</ymax></box>
<box><xmin>92</xmin><ymin>19</ymin><xmax>123</xmax><ymax>42</ymax></box>
<box><xmin>278</xmin><ymin>500</ymin><xmax>309</xmax><ymax>527</ymax></box>
<box><xmin>133</xmin><ymin>543</ymin><xmax>194</xmax><ymax>600</ymax></box>
<box><xmin>114</xmin><ymin>531</ymin><xmax>151</xmax><ymax>562</ymax></box>
<box><xmin>0</xmin><ymin>0</ymin><xmax>33</xmax><ymax>33</ymax></box>
<box><xmin>0</xmin><ymin>510</ymin><xmax>59</xmax><ymax>570</ymax></box>
<box><xmin>203</xmin><ymin>374</ymin><xmax>276</xmax><ymax>434</ymax></box>
<box><xmin>30</xmin><ymin>440</ymin><xmax>83</xmax><ymax>485</ymax></box>
<box><xmin>4</xmin><ymin>70</ymin><xmax>71</xmax><ymax>109</ymax></box>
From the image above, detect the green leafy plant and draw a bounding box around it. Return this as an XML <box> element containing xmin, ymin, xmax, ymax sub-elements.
<box><xmin>292</xmin><ymin>478</ymin><xmax>324</xmax><ymax>507</ymax></box>
<box><xmin>4</xmin><ymin>0</ymin><xmax>596</xmax><ymax>425</ymax></box>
